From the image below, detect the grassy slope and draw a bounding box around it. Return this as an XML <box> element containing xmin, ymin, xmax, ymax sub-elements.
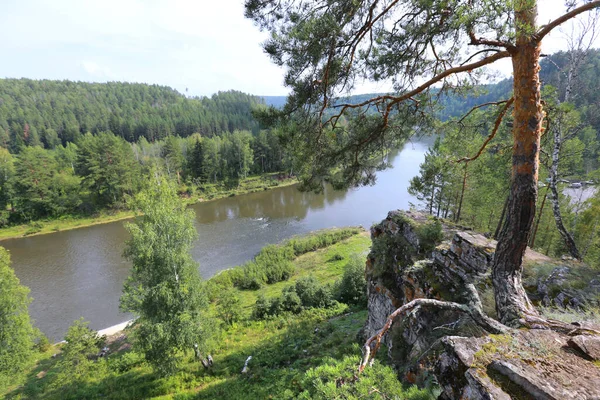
<box><xmin>3</xmin><ymin>231</ymin><xmax>386</xmax><ymax>399</ymax></box>
<box><xmin>0</xmin><ymin>176</ymin><xmax>296</xmax><ymax>241</ymax></box>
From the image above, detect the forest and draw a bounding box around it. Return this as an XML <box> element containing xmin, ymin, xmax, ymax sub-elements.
<box><xmin>2</xmin><ymin>0</ymin><xmax>600</xmax><ymax>397</ymax></box>
<box><xmin>0</xmin><ymin>81</ymin><xmax>293</xmax><ymax>228</ymax></box>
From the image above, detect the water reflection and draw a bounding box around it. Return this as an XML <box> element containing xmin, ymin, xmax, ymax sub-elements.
<box><xmin>6</xmin><ymin>141</ymin><xmax>428</xmax><ymax>341</ymax></box>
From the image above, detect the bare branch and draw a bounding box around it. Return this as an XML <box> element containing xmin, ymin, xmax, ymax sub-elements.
<box><xmin>535</xmin><ymin>0</ymin><xmax>600</xmax><ymax>41</ymax></box>
<box><xmin>456</xmin><ymin>97</ymin><xmax>514</xmax><ymax>163</ymax></box>
<box><xmin>457</xmin><ymin>99</ymin><xmax>512</xmax><ymax>124</ymax></box>
<box><xmin>358</xmin><ymin>298</ymin><xmax>508</xmax><ymax>373</ymax></box>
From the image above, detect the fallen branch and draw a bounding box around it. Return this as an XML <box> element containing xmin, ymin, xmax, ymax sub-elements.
<box><xmin>358</xmin><ymin>298</ymin><xmax>508</xmax><ymax>373</ymax></box>
<box><xmin>241</xmin><ymin>355</ymin><xmax>252</xmax><ymax>374</ymax></box>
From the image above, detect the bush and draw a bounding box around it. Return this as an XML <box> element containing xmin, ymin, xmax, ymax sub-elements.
<box><xmin>36</xmin><ymin>333</ymin><xmax>52</xmax><ymax>353</ymax></box>
<box><xmin>328</xmin><ymin>253</ymin><xmax>344</xmax><ymax>262</ymax></box>
<box><xmin>109</xmin><ymin>351</ymin><xmax>145</xmax><ymax>373</ymax></box>
<box><xmin>298</xmin><ymin>355</ymin><xmax>436</xmax><ymax>399</ymax></box>
<box><xmin>216</xmin><ymin>288</ymin><xmax>243</xmax><ymax>325</ymax></box>
<box><xmin>336</xmin><ymin>255</ymin><xmax>367</xmax><ymax>306</ymax></box>
<box><xmin>253</xmin><ymin>277</ymin><xmax>337</xmax><ymax>320</ymax></box>
<box><xmin>417</xmin><ymin>219</ymin><xmax>444</xmax><ymax>253</ymax></box>
<box><xmin>231</xmin><ymin>228</ymin><xmax>360</xmax><ymax>290</ymax></box>
<box><xmin>295</xmin><ymin>276</ymin><xmax>334</xmax><ymax>309</ymax></box>
<box><xmin>252</xmin><ymin>294</ymin><xmax>273</xmax><ymax>319</ymax></box>
<box><xmin>281</xmin><ymin>288</ymin><xmax>303</xmax><ymax>314</ymax></box>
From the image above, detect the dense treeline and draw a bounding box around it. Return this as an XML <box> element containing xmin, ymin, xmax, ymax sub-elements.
<box><xmin>0</xmin><ymin>79</ymin><xmax>296</xmax><ymax>227</ymax></box>
<box><xmin>0</xmin><ymin>129</ymin><xmax>289</xmax><ymax>226</ymax></box>
<box><xmin>0</xmin><ymin>79</ymin><xmax>264</xmax><ymax>149</ymax></box>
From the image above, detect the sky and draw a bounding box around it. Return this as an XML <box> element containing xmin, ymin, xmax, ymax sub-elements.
<box><xmin>0</xmin><ymin>0</ymin><xmax>598</xmax><ymax>97</ymax></box>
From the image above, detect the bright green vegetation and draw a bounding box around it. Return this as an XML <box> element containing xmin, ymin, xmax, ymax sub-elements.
<box><xmin>0</xmin><ymin>247</ymin><xmax>36</xmax><ymax>387</ymax></box>
<box><xmin>209</xmin><ymin>227</ymin><xmax>362</xmax><ymax>291</ymax></box>
<box><xmin>0</xmin><ymin>79</ymin><xmax>300</xmax><ymax>234</ymax></box>
<box><xmin>120</xmin><ymin>180</ymin><xmax>211</xmax><ymax>375</ymax></box>
<box><xmin>0</xmin><ymin>228</ymin><xmax>435</xmax><ymax>399</ymax></box>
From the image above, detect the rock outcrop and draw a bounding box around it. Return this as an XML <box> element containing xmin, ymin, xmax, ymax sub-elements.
<box><xmin>364</xmin><ymin>210</ymin><xmax>600</xmax><ymax>399</ymax></box>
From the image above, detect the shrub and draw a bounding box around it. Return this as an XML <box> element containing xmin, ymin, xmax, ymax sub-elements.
<box><xmin>416</xmin><ymin>219</ymin><xmax>444</xmax><ymax>253</ymax></box>
<box><xmin>36</xmin><ymin>333</ymin><xmax>52</xmax><ymax>353</ymax></box>
<box><xmin>295</xmin><ymin>276</ymin><xmax>335</xmax><ymax>309</ymax></box>
<box><xmin>336</xmin><ymin>255</ymin><xmax>367</xmax><ymax>306</ymax></box>
<box><xmin>252</xmin><ymin>294</ymin><xmax>273</xmax><ymax>320</ymax></box>
<box><xmin>216</xmin><ymin>288</ymin><xmax>243</xmax><ymax>325</ymax></box>
<box><xmin>328</xmin><ymin>253</ymin><xmax>344</xmax><ymax>262</ymax></box>
<box><xmin>231</xmin><ymin>228</ymin><xmax>361</xmax><ymax>290</ymax></box>
<box><xmin>298</xmin><ymin>355</ymin><xmax>436</xmax><ymax>399</ymax></box>
<box><xmin>109</xmin><ymin>351</ymin><xmax>145</xmax><ymax>373</ymax></box>
<box><xmin>281</xmin><ymin>288</ymin><xmax>303</xmax><ymax>314</ymax></box>
<box><xmin>253</xmin><ymin>277</ymin><xmax>337</xmax><ymax>320</ymax></box>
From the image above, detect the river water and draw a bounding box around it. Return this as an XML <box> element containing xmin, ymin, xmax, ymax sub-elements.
<box><xmin>6</xmin><ymin>141</ymin><xmax>428</xmax><ymax>341</ymax></box>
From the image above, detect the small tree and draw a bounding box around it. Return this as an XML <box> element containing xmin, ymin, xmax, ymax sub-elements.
<box><xmin>60</xmin><ymin>318</ymin><xmax>101</xmax><ymax>376</ymax></box>
<box><xmin>336</xmin><ymin>255</ymin><xmax>367</xmax><ymax>307</ymax></box>
<box><xmin>0</xmin><ymin>247</ymin><xmax>35</xmax><ymax>383</ymax></box>
<box><xmin>216</xmin><ymin>288</ymin><xmax>243</xmax><ymax>325</ymax></box>
<box><xmin>120</xmin><ymin>178</ymin><xmax>209</xmax><ymax>375</ymax></box>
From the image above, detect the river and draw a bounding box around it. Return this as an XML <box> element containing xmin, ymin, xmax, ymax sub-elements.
<box><xmin>6</xmin><ymin>140</ymin><xmax>428</xmax><ymax>341</ymax></box>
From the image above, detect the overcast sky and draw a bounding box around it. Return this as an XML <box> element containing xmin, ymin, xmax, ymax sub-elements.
<box><xmin>1</xmin><ymin>0</ymin><xmax>598</xmax><ymax>97</ymax></box>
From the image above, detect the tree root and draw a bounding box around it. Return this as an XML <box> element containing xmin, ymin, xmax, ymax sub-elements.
<box><xmin>520</xmin><ymin>314</ymin><xmax>600</xmax><ymax>336</ymax></box>
<box><xmin>358</xmin><ymin>298</ymin><xmax>509</xmax><ymax>373</ymax></box>
<box><xmin>358</xmin><ymin>301</ymin><xmax>600</xmax><ymax>374</ymax></box>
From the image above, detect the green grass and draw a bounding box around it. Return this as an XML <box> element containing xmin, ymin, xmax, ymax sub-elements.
<box><xmin>3</xmin><ymin>229</ymin><xmax>414</xmax><ymax>400</ymax></box>
<box><xmin>4</xmin><ymin>306</ymin><xmax>434</xmax><ymax>400</ymax></box>
<box><xmin>0</xmin><ymin>175</ymin><xmax>296</xmax><ymax>241</ymax></box>
<box><xmin>233</xmin><ymin>231</ymin><xmax>370</xmax><ymax>313</ymax></box>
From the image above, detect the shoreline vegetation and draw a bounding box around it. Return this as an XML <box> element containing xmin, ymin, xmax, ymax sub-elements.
<box><xmin>2</xmin><ymin>227</ymin><xmax>421</xmax><ymax>399</ymax></box>
<box><xmin>0</xmin><ymin>175</ymin><xmax>297</xmax><ymax>241</ymax></box>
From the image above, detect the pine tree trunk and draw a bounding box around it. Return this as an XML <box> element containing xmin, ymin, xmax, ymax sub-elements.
<box><xmin>493</xmin><ymin>195</ymin><xmax>509</xmax><ymax>240</ymax></box>
<box><xmin>492</xmin><ymin>2</ymin><xmax>541</xmax><ymax>326</ymax></box>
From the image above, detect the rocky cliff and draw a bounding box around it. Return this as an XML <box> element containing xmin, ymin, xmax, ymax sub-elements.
<box><xmin>364</xmin><ymin>210</ymin><xmax>600</xmax><ymax>399</ymax></box>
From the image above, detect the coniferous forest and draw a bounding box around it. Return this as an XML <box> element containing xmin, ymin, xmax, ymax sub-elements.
<box><xmin>0</xmin><ymin>81</ymin><xmax>293</xmax><ymax>228</ymax></box>
<box><xmin>2</xmin><ymin>0</ymin><xmax>600</xmax><ymax>395</ymax></box>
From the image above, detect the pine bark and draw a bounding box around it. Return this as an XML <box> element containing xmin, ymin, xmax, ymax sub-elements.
<box><xmin>492</xmin><ymin>2</ymin><xmax>541</xmax><ymax>326</ymax></box>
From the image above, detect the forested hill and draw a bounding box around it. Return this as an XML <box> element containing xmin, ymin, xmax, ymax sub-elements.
<box><xmin>0</xmin><ymin>79</ymin><xmax>264</xmax><ymax>151</ymax></box>
<box><xmin>264</xmin><ymin>49</ymin><xmax>600</xmax><ymax>130</ymax></box>
<box><xmin>439</xmin><ymin>49</ymin><xmax>600</xmax><ymax>123</ymax></box>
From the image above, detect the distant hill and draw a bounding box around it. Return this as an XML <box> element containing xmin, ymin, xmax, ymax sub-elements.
<box><xmin>261</xmin><ymin>96</ymin><xmax>287</xmax><ymax>108</ymax></box>
<box><xmin>0</xmin><ymin>79</ymin><xmax>265</xmax><ymax>150</ymax></box>
<box><xmin>260</xmin><ymin>49</ymin><xmax>600</xmax><ymax>129</ymax></box>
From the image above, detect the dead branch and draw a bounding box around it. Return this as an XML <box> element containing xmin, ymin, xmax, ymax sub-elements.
<box><xmin>456</xmin><ymin>97</ymin><xmax>514</xmax><ymax>163</ymax></box>
<box><xmin>358</xmin><ymin>298</ymin><xmax>508</xmax><ymax>373</ymax></box>
<box><xmin>468</xmin><ymin>30</ymin><xmax>516</xmax><ymax>51</ymax></box>
<box><xmin>521</xmin><ymin>315</ymin><xmax>600</xmax><ymax>336</ymax></box>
